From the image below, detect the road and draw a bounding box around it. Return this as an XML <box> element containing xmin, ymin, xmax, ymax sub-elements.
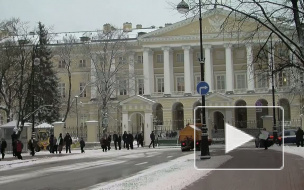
<box><xmin>187</xmin><ymin>147</ymin><xmax>304</xmax><ymax>190</ymax></box>
<box><xmin>0</xmin><ymin>148</ymin><xmax>191</xmax><ymax>190</ymax></box>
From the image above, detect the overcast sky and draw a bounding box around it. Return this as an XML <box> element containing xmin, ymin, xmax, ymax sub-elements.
<box><xmin>0</xmin><ymin>0</ymin><xmax>185</xmax><ymax>33</ymax></box>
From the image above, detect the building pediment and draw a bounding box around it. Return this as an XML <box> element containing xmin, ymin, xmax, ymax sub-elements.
<box><xmin>139</xmin><ymin>8</ymin><xmax>271</xmax><ymax>43</ymax></box>
<box><xmin>120</xmin><ymin>95</ymin><xmax>155</xmax><ymax>106</ymax></box>
<box><xmin>205</xmin><ymin>93</ymin><xmax>233</xmax><ymax>106</ymax></box>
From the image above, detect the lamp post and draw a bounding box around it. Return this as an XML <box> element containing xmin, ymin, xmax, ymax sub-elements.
<box><xmin>177</xmin><ymin>0</ymin><xmax>210</xmax><ymax>159</ymax></box>
<box><xmin>75</xmin><ymin>95</ymin><xmax>79</xmax><ymax>138</ymax></box>
<box><xmin>270</xmin><ymin>35</ymin><xmax>278</xmax><ymax>141</ymax></box>
<box><xmin>31</xmin><ymin>48</ymin><xmax>40</xmax><ymax>139</ymax></box>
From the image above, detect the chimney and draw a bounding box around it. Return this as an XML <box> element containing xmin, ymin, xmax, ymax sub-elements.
<box><xmin>136</xmin><ymin>24</ymin><xmax>142</xmax><ymax>29</ymax></box>
<box><xmin>103</xmin><ymin>23</ymin><xmax>112</xmax><ymax>34</ymax></box>
<box><xmin>165</xmin><ymin>23</ymin><xmax>172</xmax><ymax>27</ymax></box>
<box><xmin>123</xmin><ymin>22</ymin><xmax>132</xmax><ymax>32</ymax></box>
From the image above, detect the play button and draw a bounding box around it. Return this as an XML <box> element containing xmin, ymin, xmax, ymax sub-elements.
<box><xmin>225</xmin><ymin>123</ymin><xmax>254</xmax><ymax>154</ymax></box>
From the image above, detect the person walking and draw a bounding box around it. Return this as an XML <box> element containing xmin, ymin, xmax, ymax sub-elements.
<box><xmin>118</xmin><ymin>134</ymin><xmax>122</xmax><ymax>150</ymax></box>
<box><xmin>113</xmin><ymin>132</ymin><xmax>118</xmax><ymax>150</ymax></box>
<box><xmin>123</xmin><ymin>131</ymin><xmax>128</xmax><ymax>149</ymax></box>
<box><xmin>53</xmin><ymin>137</ymin><xmax>58</xmax><ymax>154</ymax></box>
<box><xmin>64</xmin><ymin>133</ymin><xmax>72</xmax><ymax>153</ymax></box>
<box><xmin>296</xmin><ymin>127</ymin><xmax>304</xmax><ymax>147</ymax></box>
<box><xmin>107</xmin><ymin>134</ymin><xmax>112</xmax><ymax>151</ymax></box>
<box><xmin>138</xmin><ymin>132</ymin><xmax>144</xmax><ymax>147</ymax></box>
<box><xmin>1</xmin><ymin>138</ymin><xmax>7</xmax><ymax>159</ymax></box>
<box><xmin>11</xmin><ymin>132</ymin><xmax>17</xmax><ymax>157</ymax></box>
<box><xmin>49</xmin><ymin>134</ymin><xmax>54</xmax><ymax>153</ymax></box>
<box><xmin>80</xmin><ymin>138</ymin><xmax>85</xmax><ymax>153</ymax></box>
<box><xmin>127</xmin><ymin>132</ymin><xmax>134</xmax><ymax>150</ymax></box>
<box><xmin>16</xmin><ymin>140</ymin><xmax>23</xmax><ymax>160</ymax></box>
<box><xmin>28</xmin><ymin>137</ymin><xmax>35</xmax><ymax>156</ymax></box>
<box><xmin>57</xmin><ymin>133</ymin><xmax>64</xmax><ymax>154</ymax></box>
<box><xmin>149</xmin><ymin>131</ymin><xmax>155</xmax><ymax>148</ymax></box>
<box><xmin>101</xmin><ymin>136</ymin><xmax>107</xmax><ymax>152</ymax></box>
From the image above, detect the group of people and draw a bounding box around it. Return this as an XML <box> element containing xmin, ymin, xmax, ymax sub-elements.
<box><xmin>48</xmin><ymin>133</ymin><xmax>85</xmax><ymax>154</ymax></box>
<box><xmin>99</xmin><ymin>131</ymin><xmax>156</xmax><ymax>151</ymax></box>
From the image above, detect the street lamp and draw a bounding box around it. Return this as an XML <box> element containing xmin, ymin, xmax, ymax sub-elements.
<box><xmin>31</xmin><ymin>49</ymin><xmax>40</xmax><ymax>139</ymax></box>
<box><xmin>75</xmin><ymin>95</ymin><xmax>79</xmax><ymax>138</ymax></box>
<box><xmin>177</xmin><ymin>0</ymin><xmax>210</xmax><ymax>159</ymax></box>
<box><xmin>270</xmin><ymin>35</ymin><xmax>278</xmax><ymax>141</ymax></box>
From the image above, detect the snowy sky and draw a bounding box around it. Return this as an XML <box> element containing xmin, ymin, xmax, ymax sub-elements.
<box><xmin>0</xmin><ymin>0</ymin><xmax>185</xmax><ymax>33</ymax></box>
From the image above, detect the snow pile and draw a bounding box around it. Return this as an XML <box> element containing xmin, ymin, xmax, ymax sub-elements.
<box><xmin>88</xmin><ymin>154</ymin><xmax>232</xmax><ymax>190</ymax></box>
<box><xmin>271</xmin><ymin>145</ymin><xmax>304</xmax><ymax>158</ymax></box>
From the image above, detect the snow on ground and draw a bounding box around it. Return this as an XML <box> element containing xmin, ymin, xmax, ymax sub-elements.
<box><xmin>0</xmin><ymin>147</ymin><xmax>176</xmax><ymax>171</ymax></box>
<box><xmin>86</xmin><ymin>154</ymin><xmax>232</xmax><ymax>190</ymax></box>
<box><xmin>270</xmin><ymin>145</ymin><xmax>304</xmax><ymax>158</ymax></box>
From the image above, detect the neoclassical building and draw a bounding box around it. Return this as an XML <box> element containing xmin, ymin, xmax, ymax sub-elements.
<box><xmin>51</xmin><ymin>8</ymin><xmax>301</xmax><ymax>144</ymax></box>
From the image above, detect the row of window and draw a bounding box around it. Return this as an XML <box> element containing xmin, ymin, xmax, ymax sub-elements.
<box><xmin>57</xmin><ymin>72</ymin><xmax>292</xmax><ymax>98</ymax></box>
<box><xmin>58</xmin><ymin>60</ymin><xmax>87</xmax><ymax>68</ymax></box>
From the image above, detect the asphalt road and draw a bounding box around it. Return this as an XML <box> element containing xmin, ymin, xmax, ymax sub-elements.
<box><xmin>186</xmin><ymin>148</ymin><xmax>304</xmax><ymax>190</ymax></box>
<box><xmin>0</xmin><ymin>148</ymin><xmax>191</xmax><ymax>190</ymax></box>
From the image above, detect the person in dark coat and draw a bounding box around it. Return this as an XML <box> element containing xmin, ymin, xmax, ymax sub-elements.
<box><xmin>113</xmin><ymin>132</ymin><xmax>118</xmax><ymax>150</ymax></box>
<box><xmin>57</xmin><ymin>133</ymin><xmax>64</xmax><ymax>154</ymax></box>
<box><xmin>16</xmin><ymin>140</ymin><xmax>23</xmax><ymax>160</ymax></box>
<box><xmin>100</xmin><ymin>136</ymin><xmax>107</xmax><ymax>152</ymax></box>
<box><xmin>53</xmin><ymin>137</ymin><xmax>58</xmax><ymax>154</ymax></box>
<box><xmin>80</xmin><ymin>138</ymin><xmax>85</xmax><ymax>153</ymax></box>
<box><xmin>123</xmin><ymin>131</ymin><xmax>128</xmax><ymax>148</ymax></box>
<box><xmin>138</xmin><ymin>132</ymin><xmax>144</xmax><ymax>147</ymax></box>
<box><xmin>64</xmin><ymin>133</ymin><xmax>72</xmax><ymax>153</ymax></box>
<box><xmin>107</xmin><ymin>134</ymin><xmax>112</xmax><ymax>151</ymax></box>
<box><xmin>1</xmin><ymin>138</ymin><xmax>7</xmax><ymax>159</ymax></box>
<box><xmin>11</xmin><ymin>133</ymin><xmax>18</xmax><ymax>157</ymax></box>
<box><xmin>149</xmin><ymin>131</ymin><xmax>155</xmax><ymax>148</ymax></box>
<box><xmin>296</xmin><ymin>127</ymin><xmax>304</xmax><ymax>147</ymax></box>
<box><xmin>28</xmin><ymin>137</ymin><xmax>36</xmax><ymax>156</ymax></box>
<box><xmin>49</xmin><ymin>134</ymin><xmax>54</xmax><ymax>153</ymax></box>
<box><xmin>127</xmin><ymin>132</ymin><xmax>134</xmax><ymax>150</ymax></box>
<box><xmin>117</xmin><ymin>134</ymin><xmax>122</xmax><ymax>150</ymax></box>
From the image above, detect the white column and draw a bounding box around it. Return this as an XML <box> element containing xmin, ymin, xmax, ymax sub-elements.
<box><xmin>268</xmin><ymin>43</ymin><xmax>275</xmax><ymax>90</ymax></box>
<box><xmin>204</xmin><ymin>44</ymin><xmax>213</xmax><ymax>92</ymax></box>
<box><xmin>122</xmin><ymin>113</ymin><xmax>129</xmax><ymax>133</ymax></box>
<box><xmin>224</xmin><ymin>44</ymin><xmax>234</xmax><ymax>93</ymax></box>
<box><xmin>162</xmin><ymin>46</ymin><xmax>174</xmax><ymax>96</ymax></box>
<box><xmin>90</xmin><ymin>56</ymin><xmax>97</xmax><ymax>100</ymax></box>
<box><xmin>144</xmin><ymin>112</ymin><xmax>153</xmax><ymax>146</ymax></box>
<box><xmin>110</xmin><ymin>61</ymin><xmax>116</xmax><ymax>99</ymax></box>
<box><xmin>246</xmin><ymin>44</ymin><xmax>255</xmax><ymax>92</ymax></box>
<box><xmin>129</xmin><ymin>52</ymin><xmax>135</xmax><ymax>96</ymax></box>
<box><xmin>143</xmin><ymin>48</ymin><xmax>154</xmax><ymax>96</ymax></box>
<box><xmin>183</xmin><ymin>46</ymin><xmax>193</xmax><ymax>95</ymax></box>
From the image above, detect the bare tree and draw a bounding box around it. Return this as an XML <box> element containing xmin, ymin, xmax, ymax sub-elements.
<box><xmin>86</xmin><ymin>28</ymin><xmax>133</xmax><ymax>134</ymax></box>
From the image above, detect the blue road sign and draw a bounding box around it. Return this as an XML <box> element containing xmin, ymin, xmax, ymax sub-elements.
<box><xmin>197</xmin><ymin>81</ymin><xmax>209</xmax><ymax>95</ymax></box>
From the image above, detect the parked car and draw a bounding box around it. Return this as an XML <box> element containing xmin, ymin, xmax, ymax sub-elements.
<box><xmin>279</xmin><ymin>129</ymin><xmax>297</xmax><ymax>144</ymax></box>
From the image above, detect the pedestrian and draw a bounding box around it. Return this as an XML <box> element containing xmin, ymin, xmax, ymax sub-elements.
<box><xmin>113</xmin><ymin>132</ymin><xmax>118</xmax><ymax>150</ymax></box>
<box><xmin>80</xmin><ymin>137</ymin><xmax>85</xmax><ymax>153</ymax></box>
<box><xmin>11</xmin><ymin>132</ymin><xmax>17</xmax><ymax>157</ymax></box>
<box><xmin>135</xmin><ymin>133</ymin><xmax>139</xmax><ymax>147</ymax></box>
<box><xmin>127</xmin><ymin>132</ymin><xmax>134</xmax><ymax>150</ymax></box>
<box><xmin>64</xmin><ymin>133</ymin><xmax>72</xmax><ymax>153</ymax></box>
<box><xmin>296</xmin><ymin>127</ymin><xmax>304</xmax><ymax>147</ymax></box>
<box><xmin>49</xmin><ymin>134</ymin><xmax>54</xmax><ymax>153</ymax></box>
<box><xmin>16</xmin><ymin>140</ymin><xmax>23</xmax><ymax>160</ymax></box>
<box><xmin>138</xmin><ymin>132</ymin><xmax>144</xmax><ymax>147</ymax></box>
<box><xmin>107</xmin><ymin>134</ymin><xmax>112</xmax><ymax>151</ymax></box>
<box><xmin>28</xmin><ymin>137</ymin><xmax>35</xmax><ymax>156</ymax></box>
<box><xmin>101</xmin><ymin>136</ymin><xmax>107</xmax><ymax>152</ymax></box>
<box><xmin>1</xmin><ymin>138</ymin><xmax>7</xmax><ymax>159</ymax></box>
<box><xmin>118</xmin><ymin>134</ymin><xmax>122</xmax><ymax>150</ymax></box>
<box><xmin>123</xmin><ymin>131</ymin><xmax>128</xmax><ymax>149</ymax></box>
<box><xmin>149</xmin><ymin>131</ymin><xmax>155</xmax><ymax>148</ymax></box>
<box><xmin>53</xmin><ymin>137</ymin><xmax>58</xmax><ymax>154</ymax></box>
<box><xmin>57</xmin><ymin>133</ymin><xmax>64</xmax><ymax>154</ymax></box>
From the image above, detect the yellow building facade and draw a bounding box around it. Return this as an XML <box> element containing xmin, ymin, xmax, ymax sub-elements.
<box><xmin>52</xmin><ymin>9</ymin><xmax>302</xmax><ymax>144</ymax></box>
